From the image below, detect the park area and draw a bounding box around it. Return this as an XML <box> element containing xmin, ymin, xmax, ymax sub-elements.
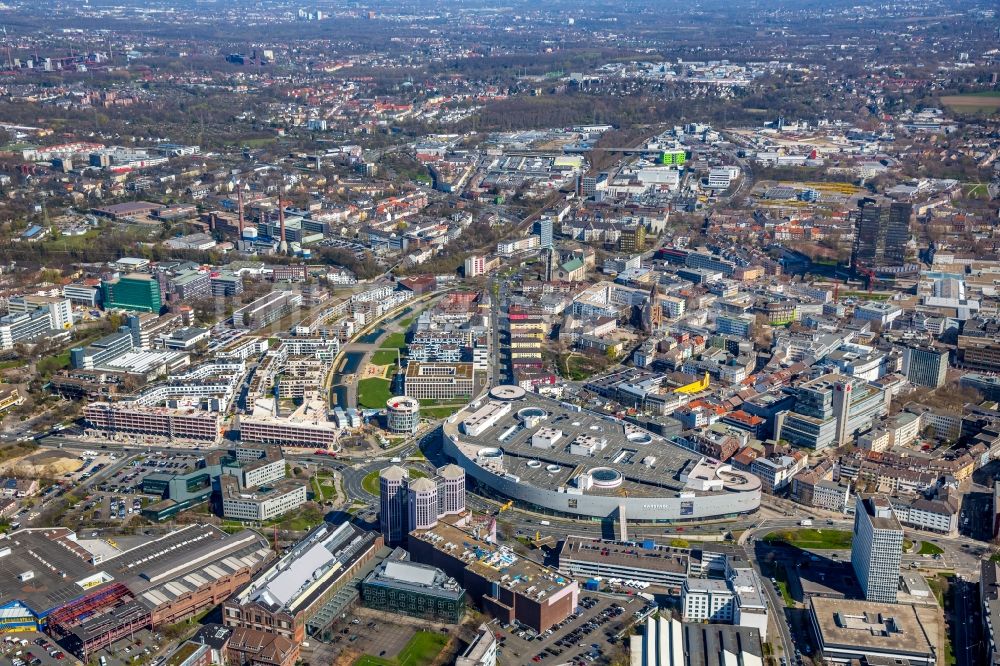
<box><xmin>763</xmin><ymin>528</ymin><xmax>853</xmax><ymax>549</ymax></box>
<box><xmin>353</xmin><ymin>630</ymin><xmax>450</xmax><ymax>666</ymax></box>
<box><xmin>357</xmin><ymin>378</ymin><xmax>393</xmax><ymax>409</ymax></box>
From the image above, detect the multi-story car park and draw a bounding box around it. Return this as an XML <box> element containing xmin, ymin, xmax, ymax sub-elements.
<box><xmin>557</xmin><ymin>536</ymin><xmax>691</xmax><ymax>591</ymax></box>
<box><xmin>441</xmin><ymin>385</ymin><xmax>761</xmax><ymax>522</ymax></box>
<box><xmin>83</xmin><ymin>403</ymin><xmax>222</xmax><ymax>442</ymax></box>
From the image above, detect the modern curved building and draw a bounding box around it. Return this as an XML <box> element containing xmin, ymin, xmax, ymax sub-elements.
<box><xmin>386</xmin><ymin>397</ymin><xmax>420</xmax><ymax>434</ymax></box>
<box><xmin>441</xmin><ymin>386</ymin><xmax>761</xmax><ymax>522</ymax></box>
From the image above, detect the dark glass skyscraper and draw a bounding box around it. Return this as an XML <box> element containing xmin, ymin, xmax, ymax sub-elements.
<box><xmin>850</xmin><ymin>198</ymin><xmax>912</xmax><ymax>270</ymax></box>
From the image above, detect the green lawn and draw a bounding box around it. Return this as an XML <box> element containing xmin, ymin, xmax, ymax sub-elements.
<box><xmin>357</xmin><ymin>378</ymin><xmax>393</xmax><ymax>409</ymax></box>
<box><xmin>773</xmin><ymin>565</ymin><xmax>795</xmax><ymax>607</ymax></box>
<box><xmin>763</xmin><ymin>528</ymin><xmax>853</xmax><ymax>550</ymax></box>
<box><xmin>312</xmin><ymin>474</ymin><xmax>337</xmax><ymax>501</ymax></box>
<box><xmin>421</xmin><ymin>405</ymin><xmax>462</xmax><ymax>419</ymax></box>
<box><xmin>361</xmin><ymin>470</ymin><xmax>381</xmax><ymax>496</ymax></box>
<box><xmin>354</xmin><ymin>631</ymin><xmax>449</xmax><ymax>666</ymax></box>
<box><xmin>381</xmin><ymin>332</ymin><xmax>407</xmax><ymax>349</ymax></box>
<box><xmin>919</xmin><ymin>541</ymin><xmax>945</xmax><ymax>556</ymax></box>
<box><xmin>370</xmin><ymin>349</ymin><xmax>401</xmax><ymax>366</ymax></box>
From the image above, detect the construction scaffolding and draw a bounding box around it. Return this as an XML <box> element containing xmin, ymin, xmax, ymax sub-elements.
<box><xmin>47</xmin><ymin>584</ymin><xmax>152</xmax><ymax>658</ymax></box>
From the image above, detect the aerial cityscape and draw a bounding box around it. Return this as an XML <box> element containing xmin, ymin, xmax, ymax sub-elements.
<box><xmin>0</xmin><ymin>0</ymin><xmax>996</xmax><ymax>665</ymax></box>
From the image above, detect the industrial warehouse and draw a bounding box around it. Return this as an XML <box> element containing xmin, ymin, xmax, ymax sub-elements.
<box><xmin>441</xmin><ymin>385</ymin><xmax>762</xmax><ymax>521</ymax></box>
<box><xmin>0</xmin><ymin>525</ymin><xmax>271</xmax><ymax>658</ymax></box>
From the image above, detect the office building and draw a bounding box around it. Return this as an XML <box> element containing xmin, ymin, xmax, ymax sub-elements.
<box><xmin>629</xmin><ymin>616</ymin><xmax>763</xmax><ymax>666</ymax></box>
<box><xmin>379</xmin><ymin>466</ymin><xmax>409</xmax><ymax>545</ymax></box>
<box><xmin>7</xmin><ymin>295</ymin><xmax>73</xmax><ymax>330</ymax></box>
<box><xmin>0</xmin><ymin>308</ymin><xmax>54</xmax><ymax>349</ymax></box>
<box><xmin>808</xmin><ymin>596</ymin><xmax>938</xmax><ymax>666</ymax></box>
<box><xmin>223</xmin><ymin>522</ymin><xmax>383</xmax><ymax>644</ymax></box>
<box><xmin>851</xmin><ymin>198</ymin><xmax>912</xmax><ymax>270</ymax></box>
<box><xmin>681</xmin><ymin>558</ymin><xmax>768</xmax><ymax>640</ymax></box>
<box><xmin>169</xmin><ymin>270</ymin><xmax>211</xmax><ymax>301</ymax></box>
<box><xmin>436</xmin><ymin>464</ymin><xmax>466</xmax><ymax>517</ymax></box>
<box><xmin>403</xmin><ymin>362</ymin><xmax>475</xmax><ymax>400</ymax></box>
<box><xmin>618</xmin><ymin>226</ymin><xmax>646</xmax><ymax>253</ymax></box>
<box><xmin>958</xmin><ymin>317</ymin><xmax>1000</xmax><ymax>372</ymax></box>
<box><xmin>139</xmin><ymin>446</ymin><xmax>288</xmax><ymax>521</ymax></box>
<box><xmin>533</xmin><ymin>217</ymin><xmax>554</xmax><ymax>249</ymax></box>
<box><xmin>408</xmin><ymin>521</ymin><xmax>579</xmax><ymax>632</ymax></box>
<box><xmin>63</xmin><ymin>282</ymin><xmax>101</xmax><ymax>307</ymax></box>
<box><xmin>386</xmin><ymin>396</ymin><xmax>420</xmax><ymax>434</ymax></box>
<box><xmin>211</xmin><ymin>272</ymin><xmax>245</xmax><ymax>297</ymax></box>
<box><xmin>220</xmin><ymin>476</ymin><xmax>308</xmax><ymax>522</ymax></box>
<box><xmin>102</xmin><ymin>273</ymin><xmax>162</xmax><ymax>312</ymax></box>
<box><xmin>361</xmin><ymin>555</ymin><xmax>466</xmax><ymax>623</ymax></box>
<box><xmin>70</xmin><ymin>330</ymin><xmax>136</xmax><ymax>369</ymax></box>
<box><xmin>236</xmin><ymin>416</ymin><xmax>338</xmax><ymax>448</ymax></box>
<box><xmin>380</xmin><ymin>464</ymin><xmax>466</xmax><ymax>545</ymax></box>
<box><xmin>778</xmin><ymin>373</ymin><xmax>887</xmax><ymax>451</ymax></box>
<box><xmin>902</xmin><ymin>344</ymin><xmax>948</xmax><ymax>389</ymax></box>
<box><xmin>407</xmin><ymin>477</ymin><xmax>439</xmax><ymax>531</ymax></box>
<box><xmin>852</xmin><ymin>494</ymin><xmax>903</xmax><ymax>604</ymax></box>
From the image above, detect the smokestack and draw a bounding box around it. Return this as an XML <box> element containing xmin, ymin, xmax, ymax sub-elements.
<box><xmin>237</xmin><ymin>187</ymin><xmax>245</xmax><ymax>236</ymax></box>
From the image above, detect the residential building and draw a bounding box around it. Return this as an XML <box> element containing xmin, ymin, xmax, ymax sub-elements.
<box><xmin>980</xmin><ymin>559</ymin><xmax>1000</xmax><ymax>666</ymax></box>
<box><xmin>403</xmin><ymin>362</ymin><xmax>475</xmax><ymax>400</ymax></box>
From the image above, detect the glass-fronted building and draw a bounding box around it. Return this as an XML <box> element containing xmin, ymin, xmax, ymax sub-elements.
<box><xmin>362</xmin><ymin>554</ymin><xmax>465</xmax><ymax>623</ymax></box>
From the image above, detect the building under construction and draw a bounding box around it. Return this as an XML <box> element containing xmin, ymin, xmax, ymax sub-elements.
<box><xmin>0</xmin><ymin>526</ymin><xmax>271</xmax><ymax>657</ymax></box>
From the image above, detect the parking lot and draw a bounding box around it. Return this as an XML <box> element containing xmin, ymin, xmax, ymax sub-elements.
<box><xmin>89</xmin><ymin>627</ymin><xmax>165</xmax><ymax>666</ymax></box>
<box><xmin>98</xmin><ymin>452</ymin><xmax>205</xmax><ymax>493</ymax></box>
<box><xmin>493</xmin><ymin>594</ymin><xmax>648</xmax><ymax>665</ymax></box>
<box><xmin>1</xmin><ymin>632</ymin><xmax>67</xmax><ymax>666</ymax></box>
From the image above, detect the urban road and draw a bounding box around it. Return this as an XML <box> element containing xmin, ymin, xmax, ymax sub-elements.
<box><xmin>38</xmin><ymin>434</ymin><xmax>989</xmax><ymax>663</ymax></box>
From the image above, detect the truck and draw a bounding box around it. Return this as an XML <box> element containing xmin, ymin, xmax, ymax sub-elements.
<box><xmin>540</xmin><ymin>520</ymin><xmax>551</xmax><ymax>526</ymax></box>
<box><xmin>799</xmin><ymin>519</ymin><xmax>813</xmax><ymax>526</ymax></box>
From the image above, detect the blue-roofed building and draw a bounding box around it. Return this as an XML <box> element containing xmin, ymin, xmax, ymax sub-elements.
<box><xmin>18</xmin><ymin>225</ymin><xmax>48</xmax><ymax>242</ymax></box>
